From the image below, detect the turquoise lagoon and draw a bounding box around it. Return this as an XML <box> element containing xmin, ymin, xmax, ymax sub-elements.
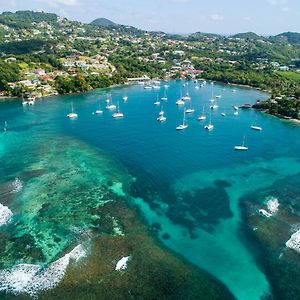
<box><xmin>0</xmin><ymin>80</ymin><xmax>300</xmax><ymax>299</ymax></box>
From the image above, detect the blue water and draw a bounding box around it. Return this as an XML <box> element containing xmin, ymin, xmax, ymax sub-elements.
<box><xmin>1</xmin><ymin>80</ymin><xmax>300</xmax><ymax>299</ymax></box>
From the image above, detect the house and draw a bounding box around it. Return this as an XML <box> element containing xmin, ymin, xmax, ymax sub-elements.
<box><xmin>5</xmin><ymin>57</ymin><xmax>17</xmax><ymax>62</ymax></box>
<box><xmin>35</xmin><ymin>69</ymin><xmax>46</xmax><ymax>76</ymax></box>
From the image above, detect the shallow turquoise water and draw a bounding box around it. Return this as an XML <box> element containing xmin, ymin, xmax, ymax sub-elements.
<box><xmin>1</xmin><ymin>80</ymin><xmax>300</xmax><ymax>299</ymax></box>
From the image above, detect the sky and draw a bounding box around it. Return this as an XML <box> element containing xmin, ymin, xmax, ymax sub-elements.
<box><xmin>0</xmin><ymin>0</ymin><xmax>299</xmax><ymax>35</ymax></box>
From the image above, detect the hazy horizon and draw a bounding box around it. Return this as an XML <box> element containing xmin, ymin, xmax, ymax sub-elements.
<box><xmin>0</xmin><ymin>0</ymin><xmax>299</xmax><ymax>35</ymax></box>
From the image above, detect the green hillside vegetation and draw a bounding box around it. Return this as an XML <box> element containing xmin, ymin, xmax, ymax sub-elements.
<box><xmin>0</xmin><ymin>10</ymin><xmax>58</xmax><ymax>29</ymax></box>
<box><xmin>272</xmin><ymin>32</ymin><xmax>300</xmax><ymax>45</ymax></box>
<box><xmin>231</xmin><ymin>32</ymin><xmax>262</xmax><ymax>40</ymax></box>
<box><xmin>90</xmin><ymin>18</ymin><xmax>117</xmax><ymax>27</ymax></box>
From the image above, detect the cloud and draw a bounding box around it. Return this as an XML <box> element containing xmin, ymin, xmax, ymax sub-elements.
<box><xmin>210</xmin><ymin>14</ymin><xmax>224</xmax><ymax>21</ymax></box>
<box><xmin>39</xmin><ymin>0</ymin><xmax>78</xmax><ymax>8</ymax></box>
<box><xmin>266</xmin><ymin>0</ymin><xmax>287</xmax><ymax>6</ymax></box>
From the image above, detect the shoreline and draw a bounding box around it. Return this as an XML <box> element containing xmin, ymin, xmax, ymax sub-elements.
<box><xmin>0</xmin><ymin>82</ymin><xmax>134</xmax><ymax>102</ymax></box>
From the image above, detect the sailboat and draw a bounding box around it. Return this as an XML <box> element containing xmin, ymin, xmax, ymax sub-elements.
<box><xmin>67</xmin><ymin>103</ymin><xmax>78</xmax><ymax>119</ymax></box>
<box><xmin>161</xmin><ymin>90</ymin><xmax>168</xmax><ymax>101</ymax></box>
<box><xmin>204</xmin><ymin>112</ymin><xmax>214</xmax><ymax>130</ymax></box>
<box><xmin>185</xmin><ymin>106</ymin><xmax>195</xmax><ymax>114</ymax></box>
<box><xmin>176</xmin><ymin>90</ymin><xmax>184</xmax><ymax>105</ymax></box>
<box><xmin>210</xmin><ymin>103</ymin><xmax>219</xmax><ymax>110</ymax></box>
<box><xmin>106</xmin><ymin>95</ymin><xmax>117</xmax><ymax>110</ymax></box>
<box><xmin>95</xmin><ymin>103</ymin><xmax>103</xmax><ymax>114</ymax></box>
<box><xmin>157</xmin><ymin>106</ymin><xmax>167</xmax><ymax>122</ymax></box>
<box><xmin>198</xmin><ymin>106</ymin><xmax>206</xmax><ymax>121</ymax></box>
<box><xmin>234</xmin><ymin>136</ymin><xmax>248</xmax><ymax>150</ymax></box>
<box><xmin>176</xmin><ymin>111</ymin><xmax>188</xmax><ymax>130</ymax></box>
<box><xmin>3</xmin><ymin>121</ymin><xmax>7</xmax><ymax>132</ymax></box>
<box><xmin>123</xmin><ymin>95</ymin><xmax>128</xmax><ymax>102</ymax></box>
<box><xmin>210</xmin><ymin>83</ymin><xmax>215</xmax><ymax>102</ymax></box>
<box><xmin>250</xmin><ymin>119</ymin><xmax>262</xmax><ymax>131</ymax></box>
<box><xmin>22</xmin><ymin>95</ymin><xmax>28</xmax><ymax>105</ymax></box>
<box><xmin>159</xmin><ymin>105</ymin><xmax>164</xmax><ymax>116</ymax></box>
<box><xmin>182</xmin><ymin>91</ymin><xmax>191</xmax><ymax>101</ymax></box>
<box><xmin>28</xmin><ymin>96</ymin><xmax>35</xmax><ymax>105</ymax></box>
<box><xmin>154</xmin><ymin>94</ymin><xmax>160</xmax><ymax>106</ymax></box>
<box><xmin>112</xmin><ymin>102</ymin><xmax>124</xmax><ymax>118</ymax></box>
<box><xmin>251</xmin><ymin>125</ymin><xmax>262</xmax><ymax>131</ymax></box>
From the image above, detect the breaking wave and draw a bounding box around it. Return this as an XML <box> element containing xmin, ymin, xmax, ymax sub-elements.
<box><xmin>0</xmin><ymin>203</ymin><xmax>13</xmax><ymax>227</ymax></box>
<box><xmin>0</xmin><ymin>244</ymin><xmax>86</xmax><ymax>298</ymax></box>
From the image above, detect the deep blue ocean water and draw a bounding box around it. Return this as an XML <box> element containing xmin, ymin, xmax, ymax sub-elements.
<box><xmin>1</xmin><ymin>80</ymin><xmax>300</xmax><ymax>299</ymax></box>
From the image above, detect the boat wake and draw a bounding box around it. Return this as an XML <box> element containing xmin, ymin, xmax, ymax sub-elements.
<box><xmin>0</xmin><ymin>244</ymin><xmax>87</xmax><ymax>298</ymax></box>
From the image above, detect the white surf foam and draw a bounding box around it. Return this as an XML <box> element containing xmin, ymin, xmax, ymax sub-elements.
<box><xmin>259</xmin><ymin>197</ymin><xmax>280</xmax><ymax>218</ymax></box>
<box><xmin>267</xmin><ymin>197</ymin><xmax>279</xmax><ymax>215</ymax></box>
<box><xmin>115</xmin><ymin>256</ymin><xmax>131</xmax><ymax>271</ymax></box>
<box><xmin>286</xmin><ymin>230</ymin><xmax>300</xmax><ymax>253</ymax></box>
<box><xmin>11</xmin><ymin>178</ymin><xmax>23</xmax><ymax>193</ymax></box>
<box><xmin>0</xmin><ymin>244</ymin><xmax>86</xmax><ymax>297</ymax></box>
<box><xmin>0</xmin><ymin>203</ymin><xmax>13</xmax><ymax>227</ymax></box>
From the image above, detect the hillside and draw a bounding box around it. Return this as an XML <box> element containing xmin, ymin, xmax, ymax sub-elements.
<box><xmin>230</xmin><ymin>32</ymin><xmax>262</xmax><ymax>40</ymax></box>
<box><xmin>90</xmin><ymin>18</ymin><xmax>117</xmax><ymax>27</ymax></box>
<box><xmin>0</xmin><ymin>10</ymin><xmax>58</xmax><ymax>29</ymax></box>
<box><xmin>271</xmin><ymin>32</ymin><xmax>300</xmax><ymax>44</ymax></box>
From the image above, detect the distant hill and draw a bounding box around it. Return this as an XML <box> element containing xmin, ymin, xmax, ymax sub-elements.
<box><xmin>90</xmin><ymin>18</ymin><xmax>117</xmax><ymax>27</ymax></box>
<box><xmin>230</xmin><ymin>32</ymin><xmax>262</xmax><ymax>40</ymax></box>
<box><xmin>188</xmin><ymin>32</ymin><xmax>223</xmax><ymax>41</ymax></box>
<box><xmin>271</xmin><ymin>32</ymin><xmax>300</xmax><ymax>44</ymax></box>
<box><xmin>0</xmin><ymin>11</ymin><xmax>58</xmax><ymax>30</ymax></box>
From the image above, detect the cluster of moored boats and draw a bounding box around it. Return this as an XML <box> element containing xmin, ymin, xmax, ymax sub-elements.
<box><xmin>66</xmin><ymin>94</ymin><xmax>127</xmax><ymax>120</ymax></box>
<box><xmin>64</xmin><ymin>80</ymin><xmax>263</xmax><ymax>151</ymax></box>
<box><xmin>156</xmin><ymin>81</ymin><xmax>263</xmax><ymax>150</ymax></box>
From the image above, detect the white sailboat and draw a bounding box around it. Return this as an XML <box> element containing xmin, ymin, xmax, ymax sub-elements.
<box><xmin>176</xmin><ymin>99</ymin><xmax>185</xmax><ymax>105</ymax></box>
<box><xmin>251</xmin><ymin>125</ymin><xmax>262</xmax><ymax>131</ymax></box>
<box><xmin>3</xmin><ymin>121</ymin><xmax>7</xmax><ymax>132</ymax></box>
<box><xmin>95</xmin><ymin>103</ymin><xmax>103</xmax><ymax>114</ymax></box>
<box><xmin>210</xmin><ymin>104</ymin><xmax>219</xmax><ymax>110</ymax></box>
<box><xmin>106</xmin><ymin>95</ymin><xmax>117</xmax><ymax>110</ymax></box>
<box><xmin>176</xmin><ymin>89</ymin><xmax>185</xmax><ymax>105</ymax></box>
<box><xmin>250</xmin><ymin>119</ymin><xmax>262</xmax><ymax>131</ymax></box>
<box><xmin>204</xmin><ymin>112</ymin><xmax>214</xmax><ymax>130</ymax></box>
<box><xmin>159</xmin><ymin>105</ymin><xmax>164</xmax><ymax>116</ymax></box>
<box><xmin>234</xmin><ymin>136</ymin><xmax>248</xmax><ymax>150</ymax></box>
<box><xmin>210</xmin><ymin>83</ymin><xmax>215</xmax><ymax>102</ymax></box>
<box><xmin>123</xmin><ymin>95</ymin><xmax>128</xmax><ymax>101</ymax></box>
<box><xmin>67</xmin><ymin>103</ymin><xmax>78</xmax><ymax>119</ymax></box>
<box><xmin>176</xmin><ymin>111</ymin><xmax>188</xmax><ymax>130</ymax></box>
<box><xmin>28</xmin><ymin>96</ymin><xmax>35</xmax><ymax>105</ymax></box>
<box><xmin>22</xmin><ymin>95</ymin><xmax>28</xmax><ymax>105</ymax></box>
<box><xmin>185</xmin><ymin>106</ymin><xmax>195</xmax><ymax>114</ymax></box>
<box><xmin>182</xmin><ymin>91</ymin><xmax>191</xmax><ymax>101</ymax></box>
<box><xmin>198</xmin><ymin>106</ymin><xmax>206</xmax><ymax>121</ymax></box>
<box><xmin>154</xmin><ymin>94</ymin><xmax>161</xmax><ymax>105</ymax></box>
<box><xmin>161</xmin><ymin>90</ymin><xmax>168</xmax><ymax>101</ymax></box>
<box><xmin>112</xmin><ymin>103</ymin><xmax>124</xmax><ymax>118</ymax></box>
